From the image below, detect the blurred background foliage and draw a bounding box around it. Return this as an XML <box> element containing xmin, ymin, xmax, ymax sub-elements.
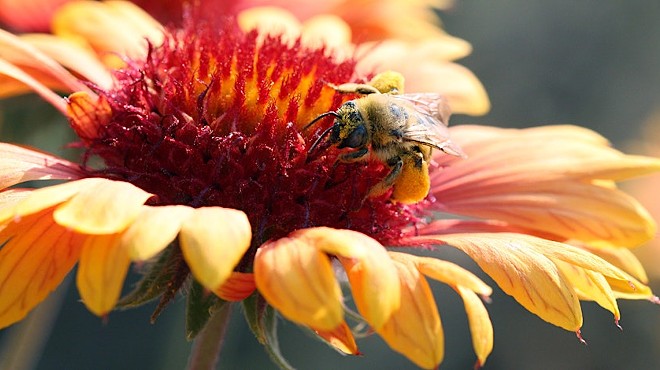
<box><xmin>2</xmin><ymin>0</ymin><xmax>660</xmax><ymax>369</ymax></box>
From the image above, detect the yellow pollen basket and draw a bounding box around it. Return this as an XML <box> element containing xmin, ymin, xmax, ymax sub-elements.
<box><xmin>392</xmin><ymin>155</ymin><xmax>430</xmax><ymax>204</ymax></box>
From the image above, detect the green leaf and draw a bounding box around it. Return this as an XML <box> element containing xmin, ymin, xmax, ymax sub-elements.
<box><xmin>116</xmin><ymin>245</ymin><xmax>176</xmax><ymax>309</ymax></box>
<box><xmin>242</xmin><ymin>294</ymin><xmax>295</xmax><ymax>370</ymax></box>
<box><xmin>186</xmin><ymin>280</ymin><xmax>222</xmax><ymax>340</ymax></box>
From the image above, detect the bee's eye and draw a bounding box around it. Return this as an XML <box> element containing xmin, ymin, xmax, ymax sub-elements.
<box><xmin>339</xmin><ymin>125</ymin><xmax>367</xmax><ymax>148</ymax></box>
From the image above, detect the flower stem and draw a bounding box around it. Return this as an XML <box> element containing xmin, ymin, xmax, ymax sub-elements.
<box><xmin>186</xmin><ymin>302</ymin><xmax>233</xmax><ymax>370</ymax></box>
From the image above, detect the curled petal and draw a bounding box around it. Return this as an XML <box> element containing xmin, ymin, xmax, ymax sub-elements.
<box><xmin>390</xmin><ymin>252</ymin><xmax>493</xmax><ymax>366</ymax></box>
<box><xmin>121</xmin><ymin>205</ymin><xmax>194</xmax><ymax>261</ymax></box>
<box><xmin>0</xmin><ymin>207</ymin><xmax>84</xmax><ymax>328</ymax></box>
<box><xmin>456</xmin><ymin>286</ymin><xmax>493</xmax><ymax>367</ymax></box>
<box><xmin>254</xmin><ymin>235</ymin><xmax>344</xmax><ymax>331</ymax></box>
<box><xmin>377</xmin><ymin>256</ymin><xmax>443</xmax><ymax>369</ymax></box>
<box><xmin>179</xmin><ymin>207</ymin><xmax>251</xmax><ymax>290</ymax></box>
<box><xmin>313</xmin><ymin>321</ymin><xmax>359</xmax><ymax>355</ymax></box>
<box><xmin>291</xmin><ymin>227</ymin><xmax>400</xmax><ymax>329</ymax></box>
<box><xmin>53</xmin><ymin>178</ymin><xmax>153</xmax><ymax>234</ymax></box>
<box><xmin>0</xmin><ymin>143</ymin><xmax>84</xmax><ymax>190</ymax></box>
<box><xmin>214</xmin><ymin>272</ymin><xmax>256</xmax><ymax>302</ymax></box>
<box><xmin>76</xmin><ymin>233</ymin><xmax>130</xmax><ymax>316</ymax></box>
<box><xmin>66</xmin><ymin>91</ymin><xmax>112</xmax><ymax>141</ymax></box>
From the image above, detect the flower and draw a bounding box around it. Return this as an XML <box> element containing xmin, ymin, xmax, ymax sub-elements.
<box><xmin>1</xmin><ymin>1</ymin><xmax>659</xmax><ymax>369</ymax></box>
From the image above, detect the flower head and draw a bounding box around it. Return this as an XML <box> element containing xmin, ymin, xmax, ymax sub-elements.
<box><xmin>0</xmin><ymin>1</ymin><xmax>659</xmax><ymax>369</ymax></box>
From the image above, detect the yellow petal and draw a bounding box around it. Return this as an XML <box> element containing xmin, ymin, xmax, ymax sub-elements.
<box><xmin>237</xmin><ymin>6</ymin><xmax>302</xmax><ymax>44</ymax></box>
<box><xmin>580</xmin><ymin>244</ymin><xmax>648</xmax><ymax>284</ymax></box>
<box><xmin>421</xmin><ymin>233</ymin><xmax>583</xmax><ymax>331</ymax></box>
<box><xmin>390</xmin><ymin>252</ymin><xmax>493</xmax><ymax>366</ymax></box>
<box><xmin>179</xmin><ymin>207</ymin><xmax>251</xmax><ymax>290</ymax></box>
<box><xmin>53</xmin><ymin>178</ymin><xmax>153</xmax><ymax>234</ymax></box>
<box><xmin>121</xmin><ymin>205</ymin><xmax>194</xmax><ymax>261</ymax></box>
<box><xmin>456</xmin><ymin>285</ymin><xmax>493</xmax><ymax>367</ymax></box>
<box><xmin>407</xmin><ymin>254</ymin><xmax>492</xmax><ymax>296</ymax></box>
<box><xmin>254</xmin><ymin>235</ymin><xmax>343</xmax><ymax>330</ymax></box>
<box><xmin>556</xmin><ymin>261</ymin><xmax>619</xmax><ymax>322</ymax></box>
<box><xmin>0</xmin><ymin>208</ymin><xmax>84</xmax><ymax>328</ymax></box>
<box><xmin>313</xmin><ymin>321</ymin><xmax>359</xmax><ymax>355</ymax></box>
<box><xmin>0</xmin><ymin>188</ymin><xmax>31</xmax><ymax>208</ymax></box>
<box><xmin>292</xmin><ymin>227</ymin><xmax>400</xmax><ymax>329</ymax></box>
<box><xmin>0</xmin><ymin>143</ymin><xmax>84</xmax><ymax>190</ymax></box>
<box><xmin>52</xmin><ymin>0</ymin><xmax>163</xmax><ymax>66</ymax></box>
<box><xmin>76</xmin><ymin>233</ymin><xmax>130</xmax><ymax>316</ymax></box>
<box><xmin>301</xmin><ymin>15</ymin><xmax>352</xmax><ymax>51</ymax></box>
<box><xmin>377</xmin><ymin>256</ymin><xmax>443</xmax><ymax>369</ymax></box>
<box><xmin>0</xmin><ymin>178</ymin><xmax>92</xmax><ymax>223</ymax></box>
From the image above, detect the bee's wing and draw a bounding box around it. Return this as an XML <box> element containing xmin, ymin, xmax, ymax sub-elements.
<box><xmin>394</xmin><ymin>94</ymin><xmax>466</xmax><ymax>157</ymax></box>
<box><xmin>394</xmin><ymin>93</ymin><xmax>452</xmax><ymax>125</ymax></box>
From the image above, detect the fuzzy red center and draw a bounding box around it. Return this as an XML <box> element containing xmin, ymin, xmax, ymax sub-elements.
<box><xmin>72</xmin><ymin>18</ymin><xmax>424</xmax><ymax>250</ymax></box>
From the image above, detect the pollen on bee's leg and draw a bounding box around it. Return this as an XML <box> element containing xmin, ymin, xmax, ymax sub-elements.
<box><xmin>391</xmin><ymin>156</ymin><xmax>430</xmax><ymax>204</ymax></box>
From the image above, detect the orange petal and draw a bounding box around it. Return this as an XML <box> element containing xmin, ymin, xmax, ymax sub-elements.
<box><xmin>0</xmin><ymin>207</ymin><xmax>84</xmax><ymax>328</ymax></box>
<box><xmin>416</xmin><ymin>233</ymin><xmax>583</xmax><ymax>331</ymax></box>
<box><xmin>214</xmin><ymin>272</ymin><xmax>256</xmax><ymax>302</ymax></box>
<box><xmin>0</xmin><ymin>58</ymin><xmax>67</xmax><ymax>111</ymax></box>
<box><xmin>254</xmin><ymin>235</ymin><xmax>343</xmax><ymax>331</ymax></box>
<box><xmin>0</xmin><ymin>28</ymin><xmax>91</xmax><ymax>99</ymax></box>
<box><xmin>120</xmin><ymin>205</ymin><xmax>194</xmax><ymax>261</ymax></box>
<box><xmin>21</xmin><ymin>34</ymin><xmax>113</xmax><ymax>89</ymax></box>
<box><xmin>377</xmin><ymin>256</ymin><xmax>443</xmax><ymax>369</ymax></box>
<box><xmin>313</xmin><ymin>321</ymin><xmax>359</xmax><ymax>355</ymax></box>
<box><xmin>0</xmin><ymin>143</ymin><xmax>84</xmax><ymax>190</ymax></box>
<box><xmin>291</xmin><ymin>227</ymin><xmax>400</xmax><ymax>330</ymax></box>
<box><xmin>66</xmin><ymin>91</ymin><xmax>112</xmax><ymax>140</ymax></box>
<box><xmin>76</xmin><ymin>233</ymin><xmax>130</xmax><ymax>316</ymax></box>
<box><xmin>0</xmin><ymin>0</ymin><xmax>71</xmax><ymax>32</ymax></box>
<box><xmin>432</xmin><ymin>125</ymin><xmax>660</xmax><ymax>247</ymax></box>
<box><xmin>53</xmin><ymin>178</ymin><xmax>153</xmax><ymax>234</ymax></box>
<box><xmin>179</xmin><ymin>207</ymin><xmax>251</xmax><ymax>290</ymax></box>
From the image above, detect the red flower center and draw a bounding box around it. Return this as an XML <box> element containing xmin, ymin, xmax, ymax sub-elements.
<box><xmin>75</xmin><ymin>18</ymin><xmax>424</xmax><ymax>248</ymax></box>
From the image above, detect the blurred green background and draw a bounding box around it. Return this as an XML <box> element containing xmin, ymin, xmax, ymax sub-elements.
<box><xmin>2</xmin><ymin>1</ymin><xmax>660</xmax><ymax>369</ymax></box>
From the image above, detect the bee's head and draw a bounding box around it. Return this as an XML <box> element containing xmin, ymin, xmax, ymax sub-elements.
<box><xmin>332</xmin><ymin>101</ymin><xmax>368</xmax><ymax>148</ymax></box>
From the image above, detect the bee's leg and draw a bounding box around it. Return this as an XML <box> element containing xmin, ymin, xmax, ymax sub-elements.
<box><xmin>367</xmin><ymin>157</ymin><xmax>403</xmax><ymax>199</ymax></box>
<box><xmin>325</xmin><ymin>148</ymin><xmax>370</xmax><ymax>190</ymax></box>
<box><xmin>338</xmin><ymin>147</ymin><xmax>369</xmax><ymax>163</ymax></box>
<box><xmin>328</xmin><ymin>82</ymin><xmax>380</xmax><ymax>95</ymax></box>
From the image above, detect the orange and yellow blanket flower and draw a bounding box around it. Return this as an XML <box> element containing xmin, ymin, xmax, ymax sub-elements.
<box><xmin>0</xmin><ymin>1</ymin><xmax>659</xmax><ymax>369</ymax></box>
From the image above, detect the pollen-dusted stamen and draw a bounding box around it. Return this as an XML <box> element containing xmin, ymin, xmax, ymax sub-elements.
<box><xmin>70</xmin><ymin>18</ymin><xmax>422</xmax><ymax>251</ymax></box>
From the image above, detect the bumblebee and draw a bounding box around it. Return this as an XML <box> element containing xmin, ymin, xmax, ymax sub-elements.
<box><xmin>305</xmin><ymin>72</ymin><xmax>465</xmax><ymax>204</ymax></box>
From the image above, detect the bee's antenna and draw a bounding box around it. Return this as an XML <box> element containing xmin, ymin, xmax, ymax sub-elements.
<box><xmin>302</xmin><ymin>111</ymin><xmax>340</xmax><ymax>131</ymax></box>
<box><xmin>307</xmin><ymin>125</ymin><xmax>334</xmax><ymax>156</ymax></box>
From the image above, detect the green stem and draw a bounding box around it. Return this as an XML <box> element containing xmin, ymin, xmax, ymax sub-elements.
<box><xmin>186</xmin><ymin>302</ymin><xmax>233</xmax><ymax>370</ymax></box>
